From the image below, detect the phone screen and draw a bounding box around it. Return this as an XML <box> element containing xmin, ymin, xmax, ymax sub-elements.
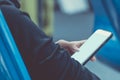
<box><xmin>71</xmin><ymin>29</ymin><xmax>112</xmax><ymax>65</ymax></box>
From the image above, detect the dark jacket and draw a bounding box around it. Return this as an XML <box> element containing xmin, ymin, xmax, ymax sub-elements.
<box><xmin>0</xmin><ymin>0</ymin><xmax>100</xmax><ymax>80</ymax></box>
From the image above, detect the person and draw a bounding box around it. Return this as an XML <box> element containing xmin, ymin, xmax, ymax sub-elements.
<box><xmin>0</xmin><ymin>0</ymin><xmax>100</xmax><ymax>80</ymax></box>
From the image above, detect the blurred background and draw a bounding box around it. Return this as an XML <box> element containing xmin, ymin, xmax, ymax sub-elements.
<box><xmin>1</xmin><ymin>0</ymin><xmax>120</xmax><ymax>80</ymax></box>
<box><xmin>20</xmin><ymin>0</ymin><xmax>120</xmax><ymax>80</ymax></box>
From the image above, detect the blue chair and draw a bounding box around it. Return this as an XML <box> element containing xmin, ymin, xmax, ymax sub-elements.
<box><xmin>0</xmin><ymin>10</ymin><xmax>31</xmax><ymax>80</ymax></box>
<box><xmin>90</xmin><ymin>0</ymin><xmax>120</xmax><ymax>70</ymax></box>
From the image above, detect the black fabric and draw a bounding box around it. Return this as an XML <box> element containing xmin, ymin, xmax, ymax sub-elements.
<box><xmin>10</xmin><ymin>0</ymin><xmax>20</xmax><ymax>8</ymax></box>
<box><xmin>0</xmin><ymin>0</ymin><xmax>100</xmax><ymax>80</ymax></box>
<box><xmin>0</xmin><ymin>0</ymin><xmax>20</xmax><ymax>8</ymax></box>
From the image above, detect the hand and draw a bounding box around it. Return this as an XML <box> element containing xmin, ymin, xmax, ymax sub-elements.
<box><xmin>56</xmin><ymin>39</ymin><xmax>85</xmax><ymax>54</ymax></box>
<box><xmin>56</xmin><ymin>39</ymin><xmax>96</xmax><ymax>61</ymax></box>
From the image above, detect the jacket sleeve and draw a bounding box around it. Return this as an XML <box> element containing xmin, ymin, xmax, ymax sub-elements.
<box><xmin>1</xmin><ymin>5</ymin><xmax>100</xmax><ymax>80</ymax></box>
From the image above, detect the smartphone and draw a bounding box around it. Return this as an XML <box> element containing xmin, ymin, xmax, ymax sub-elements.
<box><xmin>71</xmin><ymin>29</ymin><xmax>112</xmax><ymax>65</ymax></box>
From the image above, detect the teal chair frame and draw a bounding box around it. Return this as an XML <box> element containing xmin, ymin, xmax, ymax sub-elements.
<box><xmin>0</xmin><ymin>10</ymin><xmax>31</xmax><ymax>80</ymax></box>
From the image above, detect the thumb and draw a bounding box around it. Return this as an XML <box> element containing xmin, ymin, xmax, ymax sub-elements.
<box><xmin>73</xmin><ymin>46</ymin><xmax>79</xmax><ymax>52</ymax></box>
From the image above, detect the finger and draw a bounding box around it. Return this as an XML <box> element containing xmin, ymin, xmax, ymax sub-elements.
<box><xmin>77</xmin><ymin>40</ymin><xmax>86</xmax><ymax>47</ymax></box>
<box><xmin>91</xmin><ymin>56</ymin><xmax>96</xmax><ymax>61</ymax></box>
<box><xmin>72</xmin><ymin>46</ymin><xmax>79</xmax><ymax>52</ymax></box>
<box><xmin>79</xmin><ymin>40</ymin><xmax>86</xmax><ymax>45</ymax></box>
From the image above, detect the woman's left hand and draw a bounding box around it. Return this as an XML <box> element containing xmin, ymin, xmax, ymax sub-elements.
<box><xmin>56</xmin><ymin>39</ymin><xmax>96</xmax><ymax>61</ymax></box>
<box><xmin>56</xmin><ymin>39</ymin><xmax>85</xmax><ymax>55</ymax></box>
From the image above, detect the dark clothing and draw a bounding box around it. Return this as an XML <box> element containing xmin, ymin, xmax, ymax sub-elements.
<box><xmin>0</xmin><ymin>0</ymin><xmax>100</xmax><ymax>80</ymax></box>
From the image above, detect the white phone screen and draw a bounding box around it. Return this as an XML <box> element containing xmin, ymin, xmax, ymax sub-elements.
<box><xmin>71</xmin><ymin>29</ymin><xmax>112</xmax><ymax>65</ymax></box>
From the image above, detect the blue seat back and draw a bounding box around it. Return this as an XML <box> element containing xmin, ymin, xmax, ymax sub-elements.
<box><xmin>0</xmin><ymin>10</ymin><xmax>31</xmax><ymax>80</ymax></box>
<box><xmin>102</xmin><ymin>0</ymin><xmax>120</xmax><ymax>39</ymax></box>
<box><xmin>90</xmin><ymin>0</ymin><xmax>120</xmax><ymax>70</ymax></box>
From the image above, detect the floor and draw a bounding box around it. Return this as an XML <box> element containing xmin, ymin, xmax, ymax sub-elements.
<box><xmin>53</xmin><ymin>11</ymin><xmax>120</xmax><ymax>80</ymax></box>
